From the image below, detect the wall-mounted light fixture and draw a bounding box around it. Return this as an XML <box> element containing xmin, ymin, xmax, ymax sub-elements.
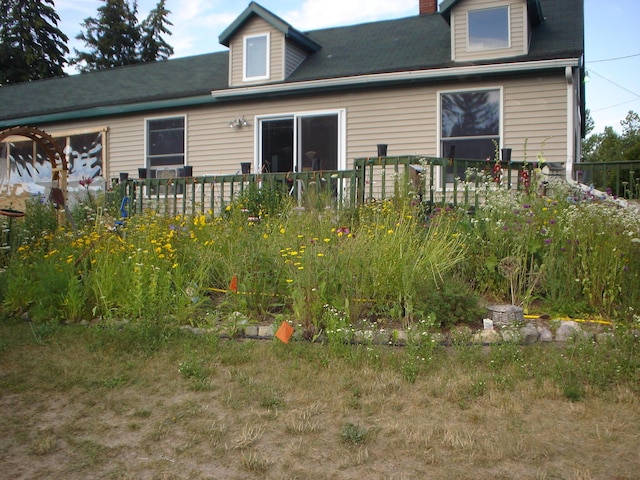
<box><xmin>229</xmin><ymin>116</ymin><xmax>249</xmax><ymax>129</ymax></box>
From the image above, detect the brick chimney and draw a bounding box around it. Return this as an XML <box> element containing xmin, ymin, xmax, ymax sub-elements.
<box><xmin>419</xmin><ymin>0</ymin><xmax>438</xmax><ymax>15</ymax></box>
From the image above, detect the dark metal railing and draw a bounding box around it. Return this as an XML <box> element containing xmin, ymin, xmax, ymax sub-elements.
<box><xmin>573</xmin><ymin>161</ymin><xmax>640</xmax><ymax>199</ymax></box>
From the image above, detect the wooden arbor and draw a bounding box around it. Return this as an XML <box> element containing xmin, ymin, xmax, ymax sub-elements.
<box><xmin>0</xmin><ymin>126</ymin><xmax>69</xmax><ymax>208</ymax></box>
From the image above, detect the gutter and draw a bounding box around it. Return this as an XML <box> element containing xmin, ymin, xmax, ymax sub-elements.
<box><xmin>211</xmin><ymin>58</ymin><xmax>581</xmax><ymax>99</ymax></box>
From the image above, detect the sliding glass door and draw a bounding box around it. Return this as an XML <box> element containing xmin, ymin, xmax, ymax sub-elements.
<box><xmin>259</xmin><ymin>111</ymin><xmax>343</xmax><ymax>173</ymax></box>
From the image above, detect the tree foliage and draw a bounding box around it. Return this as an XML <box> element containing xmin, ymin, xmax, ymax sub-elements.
<box><xmin>0</xmin><ymin>0</ymin><xmax>69</xmax><ymax>85</ymax></box>
<box><xmin>140</xmin><ymin>0</ymin><xmax>173</xmax><ymax>62</ymax></box>
<box><xmin>582</xmin><ymin>110</ymin><xmax>640</xmax><ymax>162</ymax></box>
<box><xmin>72</xmin><ymin>0</ymin><xmax>173</xmax><ymax>72</ymax></box>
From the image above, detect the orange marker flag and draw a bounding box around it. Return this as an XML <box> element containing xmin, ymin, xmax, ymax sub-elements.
<box><xmin>275</xmin><ymin>321</ymin><xmax>294</xmax><ymax>344</ymax></box>
<box><xmin>229</xmin><ymin>275</ymin><xmax>238</xmax><ymax>293</ymax></box>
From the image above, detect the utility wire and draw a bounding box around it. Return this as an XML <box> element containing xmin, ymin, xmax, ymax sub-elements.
<box><xmin>587</xmin><ymin>53</ymin><xmax>640</xmax><ymax>63</ymax></box>
<box><xmin>587</xmin><ymin>68</ymin><xmax>640</xmax><ymax>99</ymax></box>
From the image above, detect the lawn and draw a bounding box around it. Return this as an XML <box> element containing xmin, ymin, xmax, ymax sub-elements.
<box><xmin>1</xmin><ymin>319</ymin><xmax>639</xmax><ymax>479</ymax></box>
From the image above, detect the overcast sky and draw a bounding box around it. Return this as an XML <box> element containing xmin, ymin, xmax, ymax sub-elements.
<box><xmin>55</xmin><ymin>0</ymin><xmax>640</xmax><ymax>135</ymax></box>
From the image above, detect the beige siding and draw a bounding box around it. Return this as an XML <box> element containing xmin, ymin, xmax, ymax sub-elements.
<box><xmin>452</xmin><ymin>0</ymin><xmax>527</xmax><ymax>62</ymax></box>
<box><xmin>34</xmin><ymin>72</ymin><xmax>569</xmax><ymax>180</ymax></box>
<box><xmin>228</xmin><ymin>16</ymin><xmax>284</xmax><ymax>86</ymax></box>
<box><xmin>285</xmin><ymin>40</ymin><xmax>307</xmax><ymax>78</ymax></box>
<box><xmin>503</xmin><ymin>75</ymin><xmax>568</xmax><ymax>163</ymax></box>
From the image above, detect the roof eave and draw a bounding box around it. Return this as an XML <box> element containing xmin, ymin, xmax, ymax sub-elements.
<box><xmin>210</xmin><ymin>58</ymin><xmax>582</xmax><ymax>101</ymax></box>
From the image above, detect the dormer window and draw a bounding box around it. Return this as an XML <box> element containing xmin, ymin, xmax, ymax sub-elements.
<box><xmin>244</xmin><ymin>33</ymin><xmax>270</xmax><ymax>81</ymax></box>
<box><xmin>468</xmin><ymin>6</ymin><xmax>510</xmax><ymax>51</ymax></box>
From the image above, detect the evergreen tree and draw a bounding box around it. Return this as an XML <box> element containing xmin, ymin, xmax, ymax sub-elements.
<box><xmin>0</xmin><ymin>0</ymin><xmax>69</xmax><ymax>85</ymax></box>
<box><xmin>72</xmin><ymin>0</ymin><xmax>142</xmax><ymax>72</ymax></box>
<box><xmin>140</xmin><ymin>0</ymin><xmax>174</xmax><ymax>62</ymax></box>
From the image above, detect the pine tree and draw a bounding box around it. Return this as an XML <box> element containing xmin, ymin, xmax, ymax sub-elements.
<box><xmin>0</xmin><ymin>0</ymin><xmax>69</xmax><ymax>85</ymax></box>
<box><xmin>140</xmin><ymin>0</ymin><xmax>174</xmax><ymax>62</ymax></box>
<box><xmin>72</xmin><ymin>0</ymin><xmax>142</xmax><ymax>72</ymax></box>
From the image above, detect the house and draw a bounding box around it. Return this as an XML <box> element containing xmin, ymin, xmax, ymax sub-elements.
<box><xmin>0</xmin><ymin>0</ymin><xmax>584</xmax><ymax>206</ymax></box>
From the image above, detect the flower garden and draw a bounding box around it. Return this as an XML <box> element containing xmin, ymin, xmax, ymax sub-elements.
<box><xmin>1</xmin><ymin>177</ymin><xmax>640</xmax><ymax>337</ymax></box>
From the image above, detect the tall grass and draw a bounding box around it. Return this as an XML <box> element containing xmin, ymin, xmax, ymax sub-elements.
<box><xmin>1</xmin><ymin>177</ymin><xmax>640</xmax><ymax>328</ymax></box>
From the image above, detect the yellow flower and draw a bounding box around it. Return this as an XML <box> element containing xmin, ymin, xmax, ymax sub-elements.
<box><xmin>263</xmin><ymin>233</ymin><xmax>269</xmax><ymax>239</ymax></box>
<box><xmin>286</xmin><ymin>279</ymin><xmax>293</xmax><ymax>283</ymax></box>
<box><xmin>323</xmin><ymin>238</ymin><xmax>330</xmax><ymax>243</ymax></box>
<box><xmin>317</xmin><ymin>253</ymin><xmax>325</xmax><ymax>257</ymax></box>
<box><xmin>280</xmin><ymin>228</ymin><xmax>286</xmax><ymax>234</ymax></box>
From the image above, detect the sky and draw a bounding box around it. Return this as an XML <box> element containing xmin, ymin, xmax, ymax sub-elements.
<box><xmin>54</xmin><ymin>0</ymin><xmax>640</xmax><ymax>135</ymax></box>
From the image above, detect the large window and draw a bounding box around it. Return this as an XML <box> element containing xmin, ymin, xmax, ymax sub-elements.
<box><xmin>146</xmin><ymin>116</ymin><xmax>185</xmax><ymax>168</ymax></box>
<box><xmin>258</xmin><ymin>111</ymin><xmax>343</xmax><ymax>173</ymax></box>
<box><xmin>244</xmin><ymin>33</ymin><xmax>269</xmax><ymax>81</ymax></box>
<box><xmin>468</xmin><ymin>6</ymin><xmax>510</xmax><ymax>51</ymax></box>
<box><xmin>440</xmin><ymin>89</ymin><xmax>501</xmax><ymax>161</ymax></box>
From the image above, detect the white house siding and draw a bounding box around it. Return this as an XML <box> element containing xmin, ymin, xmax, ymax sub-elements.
<box><xmin>228</xmin><ymin>16</ymin><xmax>285</xmax><ymax>86</ymax></box>
<box><xmin>451</xmin><ymin>0</ymin><xmax>527</xmax><ymax>62</ymax></box>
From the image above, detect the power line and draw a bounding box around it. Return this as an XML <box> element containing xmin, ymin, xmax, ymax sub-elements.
<box><xmin>587</xmin><ymin>68</ymin><xmax>640</xmax><ymax>99</ymax></box>
<box><xmin>591</xmin><ymin>97</ymin><xmax>640</xmax><ymax>113</ymax></box>
<box><xmin>587</xmin><ymin>52</ymin><xmax>640</xmax><ymax>63</ymax></box>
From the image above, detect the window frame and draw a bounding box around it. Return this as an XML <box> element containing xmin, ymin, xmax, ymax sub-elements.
<box><xmin>467</xmin><ymin>5</ymin><xmax>511</xmax><ymax>52</ymax></box>
<box><xmin>243</xmin><ymin>32</ymin><xmax>270</xmax><ymax>81</ymax></box>
<box><xmin>144</xmin><ymin>114</ymin><xmax>187</xmax><ymax>170</ymax></box>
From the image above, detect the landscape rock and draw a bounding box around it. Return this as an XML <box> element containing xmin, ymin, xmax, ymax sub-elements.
<box><xmin>258</xmin><ymin>325</ymin><xmax>274</xmax><ymax>338</ymax></box>
<box><xmin>473</xmin><ymin>328</ymin><xmax>501</xmax><ymax>344</ymax></box>
<box><xmin>537</xmin><ymin>326</ymin><xmax>554</xmax><ymax>342</ymax></box>
<box><xmin>555</xmin><ymin>321</ymin><xmax>581</xmax><ymax>342</ymax></box>
<box><xmin>520</xmin><ymin>323</ymin><xmax>540</xmax><ymax>345</ymax></box>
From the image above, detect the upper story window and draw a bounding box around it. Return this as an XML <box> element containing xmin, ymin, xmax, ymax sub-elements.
<box><xmin>244</xmin><ymin>33</ymin><xmax>270</xmax><ymax>81</ymax></box>
<box><xmin>468</xmin><ymin>6</ymin><xmax>510</xmax><ymax>51</ymax></box>
<box><xmin>146</xmin><ymin>116</ymin><xmax>185</xmax><ymax>168</ymax></box>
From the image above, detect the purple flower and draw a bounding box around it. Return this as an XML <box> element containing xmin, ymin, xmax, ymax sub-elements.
<box><xmin>544</xmin><ymin>238</ymin><xmax>552</xmax><ymax>245</ymax></box>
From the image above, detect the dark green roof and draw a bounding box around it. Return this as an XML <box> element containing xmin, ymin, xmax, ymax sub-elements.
<box><xmin>0</xmin><ymin>0</ymin><xmax>583</xmax><ymax>127</ymax></box>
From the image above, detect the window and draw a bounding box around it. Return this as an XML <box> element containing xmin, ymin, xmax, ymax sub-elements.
<box><xmin>146</xmin><ymin>116</ymin><xmax>185</xmax><ymax>168</ymax></box>
<box><xmin>468</xmin><ymin>6</ymin><xmax>509</xmax><ymax>50</ymax></box>
<box><xmin>244</xmin><ymin>33</ymin><xmax>269</xmax><ymax>80</ymax></box>
<box><xmin>258</xmin><ymin>111</ymin><xmax>343</xmax><ymax>173</ymax></box>
<box><xmin>440</xmin><ymin>89</ymin><xmax>501</xmax><ymax>161</ymax></box>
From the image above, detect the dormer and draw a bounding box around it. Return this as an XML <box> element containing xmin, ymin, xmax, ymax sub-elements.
<box><xmin>440</xmin><ymin>0</ymin><xmax>544</xmax><ymax>62</ymax></box>
<box><xmin>219</xmin><ymin>2</ymin><xmax>321</xmax><ymax>87</ymax></box>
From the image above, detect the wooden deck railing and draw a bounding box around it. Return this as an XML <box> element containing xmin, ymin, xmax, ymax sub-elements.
<box><xmin>121</xmin><ymin>157</ymin><xmax>640</xmax><ymax>217</ymax></box>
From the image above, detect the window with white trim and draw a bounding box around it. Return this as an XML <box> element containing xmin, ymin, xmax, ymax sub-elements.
<box><xmin>244</xmin><ymin>33</ymin><xmax>269</xmax><ymax>81</ymax></box>
<box><xmin>146</xmin><ymin>116</ymin><xmax>185</xmax><ymax>168</ymax></box>
<box><xmin>440</xmin><ymin>89</ymin><xmax>501</xmax><ymax>161</ymax></box>
<box><xmin>468</xmin><ymin>6</ymin><xmax>510</xmax><ymax>51</ymax></box>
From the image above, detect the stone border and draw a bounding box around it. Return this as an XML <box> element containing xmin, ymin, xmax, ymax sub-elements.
<box><xmin>182</xmin><ymin>319</ymin><xmax>614</xmax><ymax>346</ymax></box>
